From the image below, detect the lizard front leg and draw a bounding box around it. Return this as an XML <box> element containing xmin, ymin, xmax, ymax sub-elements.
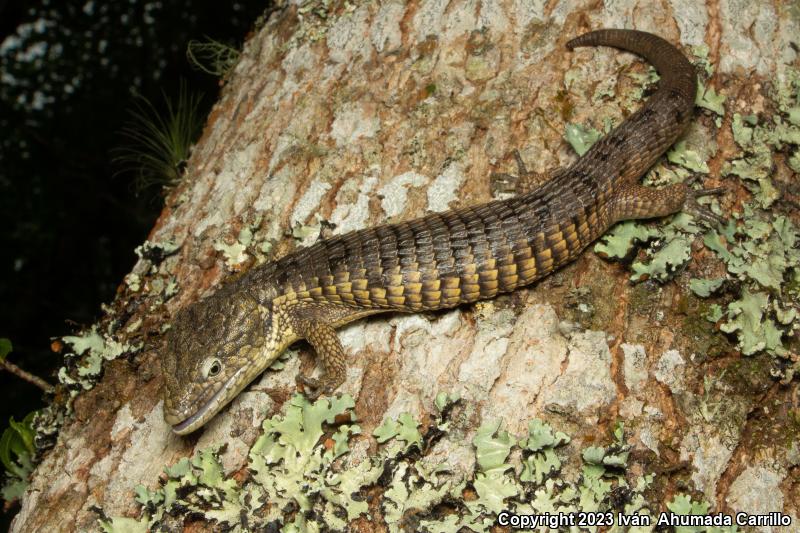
<box><xmin>294</xmin><ymin>320</ymin><xmax>347</xmax><ymax>400</ymax></box>
<box><xmin>285</xmin><ymin>302</ymin><xmax>387</xmax><ymax>399</ymax></box>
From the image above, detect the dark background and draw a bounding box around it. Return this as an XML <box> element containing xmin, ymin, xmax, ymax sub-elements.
<box><xmin>0</xmin><ymin>0</ymin><xmax>270</xmax><ymax>525</ymax></box>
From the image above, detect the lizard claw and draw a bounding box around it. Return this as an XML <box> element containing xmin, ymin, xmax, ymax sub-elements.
<box><xmin>490</xmin><ymin>172</ymin><xmax>519</xmax><ymax>195</ymax></box>
<box><xmin>491</xmin><ymin>149</ymin><xmax>555</xmax><ymax>196</ymax></box>
<box><xmin>296</xmin><ymin>374</ymin><xmax>338</xmax><ymax>400</ymax></box>
<box><xmin>491</xmin><ymin>150</ymin><xmax>527</xmax><ymax>195</ymax></box>
<box><xmin>693</xmin><ymin>186</ymin><xmax>727</xmax><ymax>198</ymax></box>
<box><xmin>685</xmin><ymin>186</ymin><xmax>727</xmax><ymax>227</ymax></box>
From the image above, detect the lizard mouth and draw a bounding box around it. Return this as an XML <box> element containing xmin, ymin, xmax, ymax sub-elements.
<box><xmin>171</xmin><ymin>369</ymin><xmax>245</xmax><ymax>435</ymax></box>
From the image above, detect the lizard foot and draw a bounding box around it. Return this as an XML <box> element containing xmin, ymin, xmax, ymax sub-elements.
<box><xmin>296</xmin><ymin>374</ymin><xmax>340</xmax><ymax>401</ymax></box>
<box><xmin>684</xmin><ymin>186</ymin><xmax>727</xmax><ymax>226</ymax></box>
<box><xmin>491</xmin><ymin>149</ymin><xmax>553</xmax><ymax>195</ymax></box>
<box><xmin>491</xmin><ymin>150</ymin><xmax>529</xmax><ymax>195</ymax></box>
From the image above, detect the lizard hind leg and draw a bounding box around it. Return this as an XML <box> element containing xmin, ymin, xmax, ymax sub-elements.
<box><xmin>612</xmin><ymin>182</ymin><xmax>726</xmax><ymax>226</ymax></box>
<box><xmin>491</xmin><ymin>149</ymin><xmax>557</xmax><ymax>196</ymax></box>
<box><xmin>295</xmin><ymin>322</ymin><xmax>347</xmax><ymax>400</ymax></box>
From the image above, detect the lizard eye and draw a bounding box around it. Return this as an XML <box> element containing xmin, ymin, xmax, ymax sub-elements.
<box><xmin>203</xmin><ymin>358</ymin><xmax>223</xmax><ymax>379</ymax></box>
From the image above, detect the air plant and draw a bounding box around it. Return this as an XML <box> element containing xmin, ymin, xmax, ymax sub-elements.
<box><xmin>113</xmin><ymin>83</ymin><xmax>204</xmax><ymax>191</ymax></box>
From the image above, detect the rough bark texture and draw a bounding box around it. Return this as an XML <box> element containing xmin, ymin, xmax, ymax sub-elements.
<box><xmin>11</xmin><ymin>0</ymin><xmax>800</xmax><ymax>531</ymax></box>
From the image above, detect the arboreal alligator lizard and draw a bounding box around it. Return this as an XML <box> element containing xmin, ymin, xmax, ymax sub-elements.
<box><xmin>163</xmin><ymin>29</ymin><xmax>723</xmax><ymax>435</ymax></box>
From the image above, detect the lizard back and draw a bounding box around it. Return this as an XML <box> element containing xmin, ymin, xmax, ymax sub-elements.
<box><xmin>264</xmin><ymin>179</ymin><xmax>599</xmax><ymax>312</ymax></box>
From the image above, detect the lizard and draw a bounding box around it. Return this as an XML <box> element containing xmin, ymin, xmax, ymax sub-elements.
<box><xmin>162</xmin><ymin>28</ymin><xmax>724</xmax><ymax>435</ymax></box>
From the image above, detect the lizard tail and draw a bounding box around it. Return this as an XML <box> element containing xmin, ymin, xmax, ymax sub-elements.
<box><xmin>566</xmin><ymin>28</ymin><xmax>697</xmax><ymax>109</ymax></box>
<box><xmin>564</xmin><ymin>29</ymin><xmax>697</xmax><ymax>186</ymax></box>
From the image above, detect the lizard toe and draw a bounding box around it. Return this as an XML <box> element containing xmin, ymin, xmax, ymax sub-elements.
<box><xmin>685</xmin><ymin>187</ymin><xmax>726</xmax><ymax>226</ymax></box>
<box><xmin>490</xmin><ymin>172</ymin><xmax>519</xmax><ymax>196</ymax></box>
<box><xmin>296</xmin><ymin>374</ymin><xmax>341</xmax><ymax>400</ymax></box>
<box><xmin>296</xmin><ymin>374</ymin><xmax>323</xmax><ymax>400</ymax></box>
<box><xmin>693</xmin><ymin>186</ymin><xmax>727</xmax><ymax>198</ymax></box>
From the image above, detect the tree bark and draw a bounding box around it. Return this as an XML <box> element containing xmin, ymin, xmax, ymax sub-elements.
<box><xmin>11</xmin><ymin>1</ymin><xmax>800</xmax><ymax>531</ymax></box>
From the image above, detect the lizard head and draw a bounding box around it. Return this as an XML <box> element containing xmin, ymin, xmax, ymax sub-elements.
<box><xmin>162</xmin><ymin>286</ymin><xmax>285</xmax><ymax>435</ymax></box>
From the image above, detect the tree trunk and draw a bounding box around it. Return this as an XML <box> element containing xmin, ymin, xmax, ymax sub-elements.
<box><xmin>12</xmin><ymin>1</ymin><xmax>800</xmax><ymax>531</ymax></box>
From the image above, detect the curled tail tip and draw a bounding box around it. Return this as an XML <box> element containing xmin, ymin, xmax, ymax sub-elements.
<box><xmin>566</xmin><ymin>28</ymin><xmax>657</xmax><ymax>51</ymax></box>
<box><xmin>565</xmin><ymin>29</ymin><xmax>617</xmax><ymax>50</ymax></box>
<box><xmin>564</xmin><ymin>29</ymin><xmax>694</xmax><ymax>86</ymax></box>
<box><xmin>564</xmin><ymin>34</ymin><xmax>586</xmax><ymax>51</ymax></box>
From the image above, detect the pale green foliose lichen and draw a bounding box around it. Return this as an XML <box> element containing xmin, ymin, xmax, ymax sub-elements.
<box><xmin>212</xmin><ymin>215</ymin><xmax>275</xmax><ymax>268</ymax></box>
<box><xmin>690</xmin><ymin>45</ymin><xmax>725</xmax><ymax>124</ymax></box>
<box><xmin>704</xmin><ymin>304</ymin><xmax>725</xmax><ymax>323</ymax></box>
<box><xmin>625</xmin><ymin>66</ymin><xmax>659</xmax><ymax>104</ymax></box>
<box><xmin>667</xmin><ymin>140</ymin><xmax>710</xmax><ymax>173</ymax></box>
<box><xmin>596</xmin><ymin>213</ymin><xmax>704</xmax><ymax>282</ymax></box>
<box><xmin>723</xmin><ymin>70</ymin><xmax>800</xmax><ymax>209</ymax></box>
<box><xmin>695</xmin><ymin>80</ymin><xmax>726</xmax><ymax>118</ymax></box>
<box><xmin>519</xmin><ymin>419</ymin><xmax>569</xmax><ymax>484</ymax></box>
<box><xmin>59</xmin><ymin>326</ymin><xmax>140</xmax><ymax>393</ymax></box>
<box><xmin>665</xmin><ymin>494</ymin><xmax>739</xmax><ymax>533</ymax></box>
<box><xmin>164</xmin><ymin>277</ymin><xmax>179</xmax><ymax>298</ymax></box>
<box><xmin>594</xmin><ymin>221</ymin><xmax>660</xmax><ymax>260</ymax></box>
<box><xmin>101</xmin><ymin>395</ymin><xmax>666</xmax><ymax>532</ymax></box>
<box><xmin>689</xmin><ymin>278</ymin><xmax>725</xmax><ymax>298</ymax></box>
<box><xmin>134</xmin><ymin>240</ymin><xmax>180</xmax><ymax>261</ymax></box>
<box><xmin>102</xmin><ymin>394</ymin><xmax>368</xmax><ymax>532</ymax></box>
<box><xmin>373</xmin><ymin>412</ymin><xmax>422</xmax><ymax>448</ymax></box>
<box><xmin>720</xmin><ymin>289</ymin><xmax>783</xmax><ymax>355</ymax></box>
<box><xmin>291</xmin><ymin>222</ymin><xmax>316</xmax><ymax>241</ymax></box>
<box><xmin>699</xmin><ymin>206</ymin><xmax>800</xmax><ymax>367</ymax></box>
<box><xmin>592</xmin><ymin>76</ymin><xmax>616</xmax><ymax>102</ymax></box>
<box><xmin>691</xmin><ymin>45</ymin><xmax>714</xmax><ymax>77</ymax></box>
<box><xmin>564</xmin><ymin>123</ymin><xmax>602</xmax><ymax>156</ymax></box>
<box><xmin>125</xmin><ymin>273</ymin><xmax>142</xmax><ymax>292</ymax></box>
<box><xmin>213</xmin><ymin>225</ymin><xmax>255</xmax><ymax>268</ymax></box>
<box><xmin>725</xmin><ymin>114</ymin><xmax>779</xmax><ymax>208</ymax></box>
